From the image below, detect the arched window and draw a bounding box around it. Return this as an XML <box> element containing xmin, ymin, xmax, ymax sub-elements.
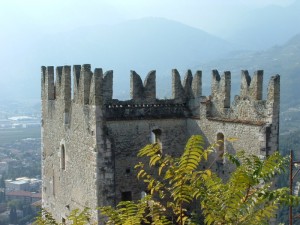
<box><xmin>151</xmin><ymin>129</ymin><xmax>162</xmax><ymax>145</ymax></box>
<box><xmin>217</xmin><ymin>133</ymin><xmax>224</xmax><ymax>162</ymax></box>
<box><xmin>61</xmin><ymin>144</ymin><xmax>66</xmax><ymax>170</ymax></box>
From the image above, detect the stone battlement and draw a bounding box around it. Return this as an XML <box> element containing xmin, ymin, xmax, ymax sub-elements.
<box><xmin>41</xmin><ymin>65</ymin><xmax>113</xmax><ymax>106</ymax></box>
<box><xmin>204</xmin><ymin>70</ymin><xmax>280</xmax><ymax>122</ymax></box>
<box><xmin>41</xmin><ymin>64</ymin><xmax>279</xmax><ymax>123</ymax></box>
<box><xmin>41</xmin><ymin>65</ymin><xmax>203</xmax><ymax>105</ymax></box>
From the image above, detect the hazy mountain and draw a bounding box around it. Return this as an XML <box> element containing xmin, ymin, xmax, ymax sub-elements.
<box><xmin>228</xmin><ymin>0</ymin><xmax>300</xmax><ymax>50</ymax></box>
<box><xmin>200</xmin><ymin>33</ymin><xmax>300</xmax><ymax>104</ymax></box>
<box><xmin>0</xmin><ymin>17</ymin><xmax>234</xmax><ymax>101</ymax></box>
<box><xmin>197</xmin><ymin>33</ymin><xmax>300</xmax><ymax>134</ymax></box>
<box><xmin>2</xmin><ymin>15</ymin><xmax>299</xmax><ymax>105</ymax></box>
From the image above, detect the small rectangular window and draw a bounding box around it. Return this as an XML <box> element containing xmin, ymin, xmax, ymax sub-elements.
<box><xmin>52</xmin><ymin>174</ymin><xmax>55</xmax><ymax>197</ymax></box>
<box><xmin>61</xmin><ymin>145</ymin><xmax>66</xmax><ymax>170</ymax></box>
<box><xmin>121</xmin><ymin>191</ymin><xmax>132</xmax><ymax>201</ymax></box>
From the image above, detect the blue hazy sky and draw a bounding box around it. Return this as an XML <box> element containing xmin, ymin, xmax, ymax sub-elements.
<box><xmin>0</xmin><ymin>0</ymin><xmax>298</xmax><ymax>102</ymax></box>
<box><xmin>0</xmin><ymin>0</ymin><xmax>295</xmax><ymax>37</ymax></box>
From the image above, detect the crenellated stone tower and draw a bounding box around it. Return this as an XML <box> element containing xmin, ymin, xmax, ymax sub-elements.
<box><xmin>41</xmin><ymin>64</ymin><xmax>280</xmax><ymax>224</ymax></box>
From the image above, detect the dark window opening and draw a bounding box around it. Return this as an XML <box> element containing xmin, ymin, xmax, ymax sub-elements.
<box><xmin>125</xmin><ymin>168</ymin><xmax>131</xmax><ymax>174</ymax></box>
<box><xmin>52</xmin><ymin>174</ymin><xmax>55</xmax><ymax>196</ymax></box>
<box><xmin>217</xmin><ymin>133</ymin><xmax>224</xmax><ymax>162</ymax></box>
<box><xmin>61</xmin><ymin>144</ymin><xmax>66</xmax><ymax>170</ymax></box>
<box><xmin>121</xmin><ymin>191</ymin><xmax>132</xmax><ymax>201</ymax></box>
<box><xmin>62</xmin><ymin>217</ymin><xmax>66</xmax><ymax>224</ymax></box>
<box><xmin>151</xmin><ymin>129</ymin><xmax>162</xmax><ymax>145</ymax></box>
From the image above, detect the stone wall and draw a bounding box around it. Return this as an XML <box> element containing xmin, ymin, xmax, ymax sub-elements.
<box><xmin>106</xmin><ymin>119</ymin><xmax>188</xmax><ymax>203</ymax></box>
<box><xmin>201</xmin><ymin>70</ymin><xmax>280</xmax><ymax>156</ymax></box>
<box><xmin>41</xmin><ymin>64</ymin><xmax>280</xmax><ymax>224</ymax></box>
<box><xmin>41</xmin><ymin>65</ymin><xmax>113</xmax><ymax>223</ymax></box>
<box><xmin>42</xmin><ymin>103</ymin><xmax>101</xmax><ymax>223</ymax></box>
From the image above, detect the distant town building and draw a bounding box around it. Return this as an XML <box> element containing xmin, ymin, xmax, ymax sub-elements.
<box><xmin>5</xmin><ymin>177</ymin><xmax>42</xmax><ymax>192</ymax></box>
<box><xmin>5</xmin><ymin>190</ymin><xmax>41</xmax><ymax>204</ymax></box>
<box><xmin>5</xmin><ymin>180</ymin><xmax>30</xmax><ymax>192</ymax></box>
<box><xmin>0</xmin><ymin>116</ymin><xmax>40</xmax><ymax>128</ymax></box>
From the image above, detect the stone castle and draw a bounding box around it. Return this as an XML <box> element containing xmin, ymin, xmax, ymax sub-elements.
<box><xmin>41</xmin><ymin>64</ymin><xmax>280</xmax><ymax>224</ymax></box>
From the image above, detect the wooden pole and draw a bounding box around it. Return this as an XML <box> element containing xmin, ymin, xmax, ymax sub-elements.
<box><xmin>290</xmin><ymin>150</ymin><xmax>293</xmax><ymax>225</ymax></box>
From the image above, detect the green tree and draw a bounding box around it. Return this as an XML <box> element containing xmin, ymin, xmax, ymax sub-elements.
<box><xmin>9</xmin><ymin>205</ymin><xmax>18</xmax><ymax>224</ymax></box>
<box><xmin>101</xmin><ymin>135</ymin><xmax>299</xmax><ymax>225</ymax></box>
<box><xmin>35</xmin><ymin>135</ymin><xmax>299</xmax><ymax>225</ymax></box>
<box><xmin>34</xmin><ymin>209</ymin><xmax>58</xmax><ymax>225</ymax></box>
<box><xmin>34</xmin><ymin>207</ymin><xmax>92</xmax><ymax>225</ymax></box>
<box><xmin>8</xmin><ymin>199</ymin><xmax>23</xmax><ymax>210</ymax></box>
<box><xmin>0</xmin><ymin>175</ymin><xmax>5</xmax><ymax>203</ymax></box>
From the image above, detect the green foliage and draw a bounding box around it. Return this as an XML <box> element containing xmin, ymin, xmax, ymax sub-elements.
<box><xmin>101</xmin><ymin>135</ymin><xmax>299</xmax><ymax>225</ymax></box>
<box><xmin>68</xmin><ymin>208</ymin><xmax>92</xmax><ymax>225</ymax></box>
<box><xmin>8</xmin><ymin>199</ymin><xmax>24</xmax><ymax>210</ymax></box>
<box><xmin>34</xmin><ymin>208</ymin><xmax>92</xmax><ymax>225</ymax></box>
<box><xmin>0</xmin><ymin>175</ymin><xmax>5</xmax><ymax>203</ymax></box>
<box><xmin>101</xmin><ymin>195</ymin><xmax>172</xmax><ymax>225</ymax></box>
<box><xmin>36</xmin><ymin>135</ymin><xmax>299</xmax><ymax>225</ymax></box>
<box><xmin>9</xmin><ymin>205</ymin><xmax>18</xmax><ymax>224</ymax></box>
<box><xmin>34</xmin><ymin>209</ymin><xmax>58</xmax><ymax>225</ymax></box>
<box><xmin>200</xmin><ymin>151</ymin><xmax>297</xmax><ymax>225</ymax></box>
<box><xmin>277</xmin><ymin>131</ymin><xmax>300</xmax><ymax>223</ymax></box>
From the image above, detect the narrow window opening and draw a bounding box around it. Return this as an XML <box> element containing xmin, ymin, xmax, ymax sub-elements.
<box><xmin>121</xmin><ymin>191</ymin><xmax>132</xmax><ymax>201</ymax></box>
<box><xmin>61</xmin><ymin>144</ymin><xmax>66</xmax><ymax>170</ymax></box>
<box><xmin>141</xmin><ymin>191</ymin><xmax>147</xmax><ymax>199</ymax></box>
<box><xmin>125</xmin><ymin>168</ymin><xmax>131</xmax><ymax>174</ymax></box>
<box><xmin>52</xmin><ymin>174</ymin><xmax>55</xmax><ymax>197</ymax></box>
<box><xmin>62</xmin><ymin>217</ymin><xmax>66</xmax><ymax>224</ymax></box>
<box><xmin>217</xmin><ymin>133</ymin><xmax>224</xmax><ymax>163</ymax></box>
<box><xmin>151</xmin><ymin>129</ymin><xmax>162</xmax><ymax>146</ymax></box>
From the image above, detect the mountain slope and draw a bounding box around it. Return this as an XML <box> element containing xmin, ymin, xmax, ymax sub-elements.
<box><xmin>0</xmin><ymin>17</ymin><xmax>234</xmax><ymax>101</ymax></box>
<box><xmin>199</xmin><ymin>33</ymin><xmax>300</xmax><ymax>135</ymax></box>
<box><xmin>228</xmin><ymin>1</ymin><xmax>300</xmax><ymax>50</ymax></box>
<box><xmin>201</xmin><ymin>33</ymin><xmax>300</xmax><ymax>101</ymax></box>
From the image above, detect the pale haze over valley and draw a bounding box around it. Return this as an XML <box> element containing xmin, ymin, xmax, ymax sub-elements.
<box><xmin>0</xmin><ymin>2</ymin><xmax>300</xmax><ymax>224</ymax></box>
<box><xmin>0</xmin><ymin>0</ymin><xmax>299</xmax><ymax>103</ymax></box>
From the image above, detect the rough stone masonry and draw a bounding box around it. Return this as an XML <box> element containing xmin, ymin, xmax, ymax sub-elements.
<box><xmin>41</xmin><ymin>65</ymin><xmax>280</xmax><ymax>224</ymax></box>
